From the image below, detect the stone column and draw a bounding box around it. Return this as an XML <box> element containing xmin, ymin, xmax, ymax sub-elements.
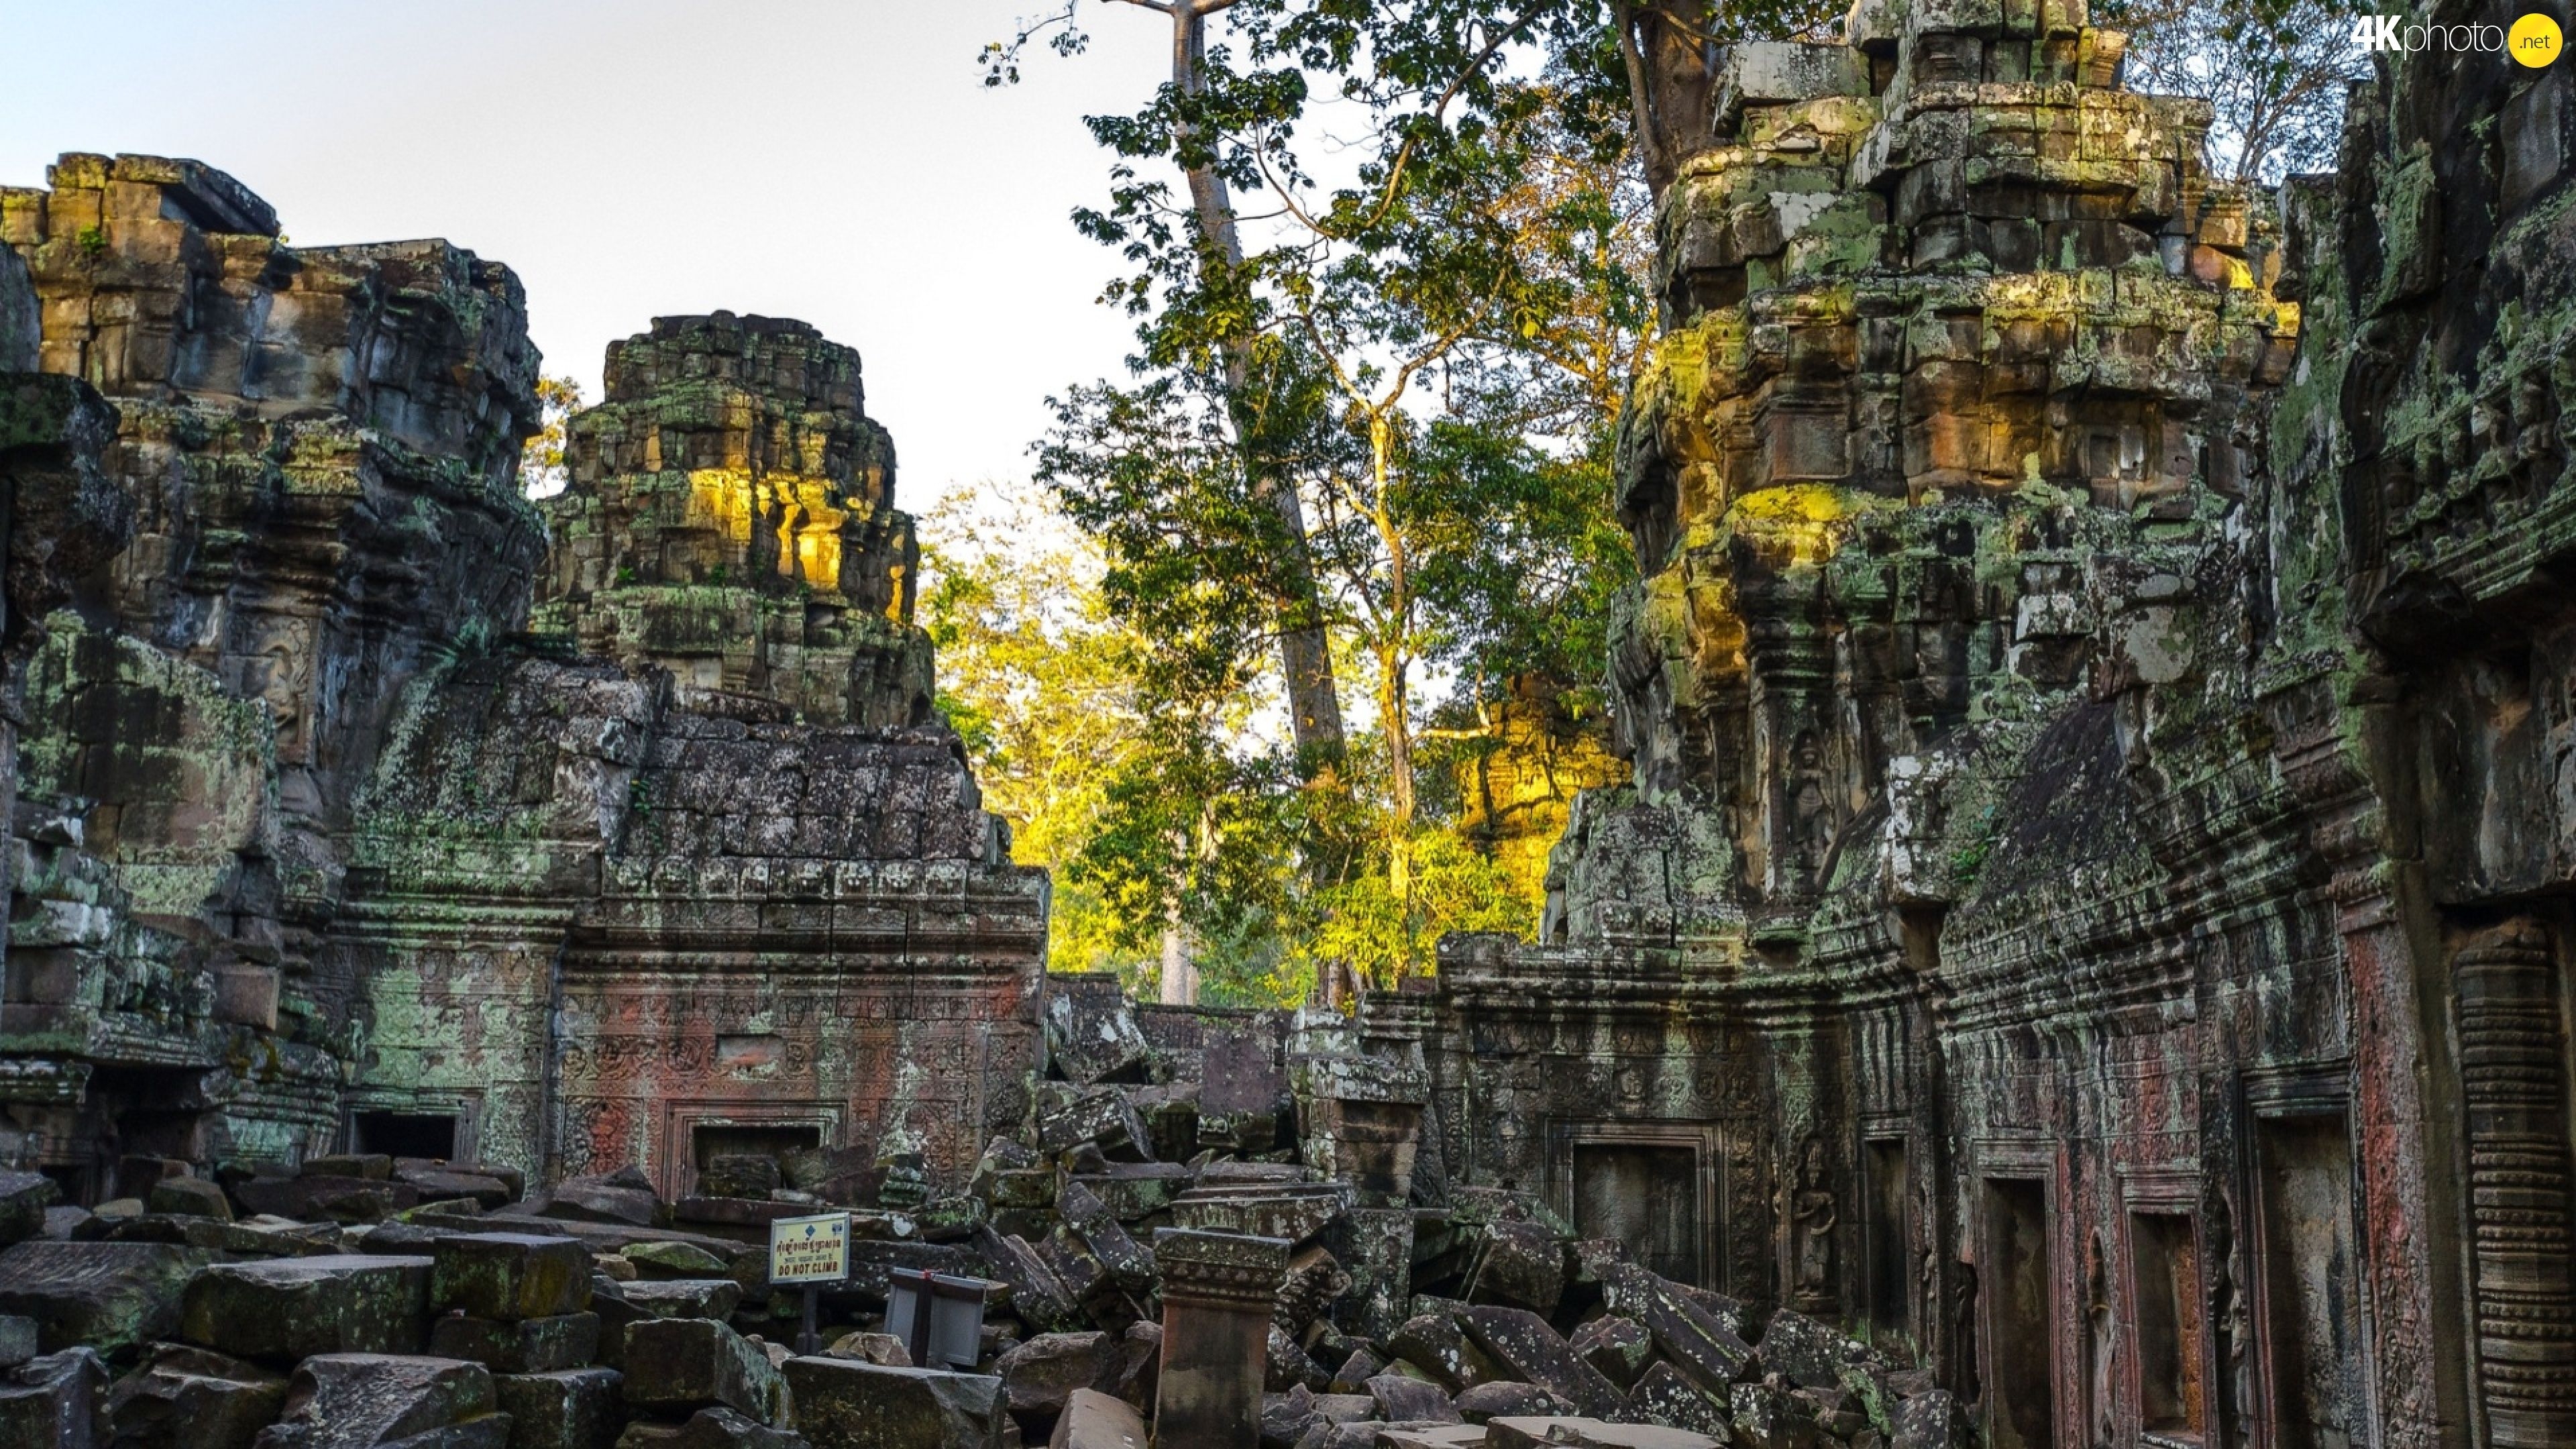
<box><xmin>1153</xmin><ymin>1229</ymin><xmax>1288</xmax><ymax>1448</ymax></box>
<box><xmin>2453</xmin><ymin>920</ymin><xmax>2576</xmax><ymax>1447</ymax></box>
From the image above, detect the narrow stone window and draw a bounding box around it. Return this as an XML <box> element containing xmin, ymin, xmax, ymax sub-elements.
<box><xmin>1865</xmin><ymin>1138</ymin><xmax>1912</xmax><ymax>1346</ymax></box>
<box><xmin>352</xmin><ymin>1110</ymin><xmax>456</xmax><ymax>1160</ymax></box>
<box><xmin>2131</xmin><ymin>1210</ymin><xmax>2205</xmax><ymax>1443</ymax></box>
<box><xmin>1984</xmin><ymin>1177</ymin><xmax>2057</xmax><ymax>1449</ymax></box>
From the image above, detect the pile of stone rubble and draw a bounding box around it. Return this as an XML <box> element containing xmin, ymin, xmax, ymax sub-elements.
<box><xmin>0</xmin><ymin>987</ymin><xmax>1969</xmax><ymax>1448</ymax></box>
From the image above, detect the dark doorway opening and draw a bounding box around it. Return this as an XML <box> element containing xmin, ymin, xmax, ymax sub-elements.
<box><xmin>1984</xmin><ymin>1177</ymin><xmax>2057</xmax><ymax>1449</ymax></box>
<box><xmin>1572</xmin><ymin>1142</ymin><xmax>1701</xmax><ymax>1286</ymax></box>
<box><xmin>2132</xmin><ymin>1211</ymin><xmax>2206</xmax><ymax>1440</ymax></box>
<box><xmin>1866</xmin><ymin>1138</ymin><xmax>1912</xmax><ymax>1348</ymax></box>
<box><xmin>2257</xmin><ymin>1114</ymin><xmax>2364</xmax><ymax>1449</ymax></box>
<box><xmin>354</xmin><ymin>1111</ymin><xmax>458</xmax><ymax>1160</ymax></box>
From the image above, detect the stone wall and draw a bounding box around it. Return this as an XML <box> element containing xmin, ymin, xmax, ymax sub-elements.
<box><xmin>0</xmin><ymin>154</ymin><xmax>1043</xmax><ymax>1203</ymax></box>
<box><xmin>1429</xmin><ymin>3</ymin><xmax>2576</xmax><ymax>1448</ymax></box>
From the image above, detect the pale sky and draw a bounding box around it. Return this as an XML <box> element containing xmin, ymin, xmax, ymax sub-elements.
<box><xmin>0</xmin><ymin>0</ymin><xmax>1171</xmax><ymax>515</ymax></box>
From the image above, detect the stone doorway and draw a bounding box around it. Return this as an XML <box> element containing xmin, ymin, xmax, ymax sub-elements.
<box><xmin>1864</xmin><ymin>1136</ymin><xmax>1913</xmax><ymax>1351</ymax></box>
<box><xmin>2254</xmin><ymin>1112</ymin><xmax>2364</xmax><ymax>1449</ymax></box>
<box><xmin>1982</xmin><ymin>1176</ymin><xmax>2057</xmax><ymax>1449</ymax></box>
<box><xmin>690</xmin><ymin>1122</ymin><xmax>822</xmax><ymax>1195</ymax></box>
<box><xmin>1552</xmin><ymin>1120</ymin><xmax>1722</xmax><ymax>1290</ymax></box>
<box><xmin>2130</xmin><ymin>1210</ymin><xmax>2206</xmax><ymax>1443</ymax></box>
<box><xmin>1574</xmin><ymin>1143</ymin><xmax>1699</xmax><ymax>1284</ymax></box>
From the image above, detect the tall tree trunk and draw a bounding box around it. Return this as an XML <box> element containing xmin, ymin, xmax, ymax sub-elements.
<box><xmin>1165</xmin><ymin>0</ymin><xmax>1347</xmax><ymax>765</ymax></box>
<box><xmin>1367</xmin><ymin>413</ymin><xmax>1419</xmax><ymax>981</ymax></box>
<box><xmin>1615</xmin><ymin>1</ymin><xmax>1725</xmax><ymax>201</ymax></box>
<box><xmin>1159</xmin><ymin>906</ymin><xmax>1197</xmax><ymax>1005</ymax></box>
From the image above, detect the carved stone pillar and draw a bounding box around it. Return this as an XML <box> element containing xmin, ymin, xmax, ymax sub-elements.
<box><xmin>1153</xmin><ymin>1228</ymin><xmax>1289</xmax><ymax>1448</ymax></box>
<box><xmin>2454</xmin><ymin>919</ymin><xmax>2576</xmax><ymax>1446</ymax></box>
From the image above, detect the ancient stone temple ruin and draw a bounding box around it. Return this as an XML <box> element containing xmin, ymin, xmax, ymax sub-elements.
<box><xmin>0</xmin><ymin>156</ymin><xmax>1043</xmax><ymax>1207</ymax></box>
<box><xmin>0</xmin><ymin>0</ymin><xmax>2569</xmax><ymax>1444</ymax></box>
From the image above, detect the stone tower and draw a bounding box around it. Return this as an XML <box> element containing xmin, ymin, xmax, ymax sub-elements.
<box><xmin>534</xmin><ymin>313</ymin><xmax>933</xmax><ymax>727</ymax></box>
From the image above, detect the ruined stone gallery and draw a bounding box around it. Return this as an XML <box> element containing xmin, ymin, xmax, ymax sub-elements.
<box><xmin>0</xmin><ymin>0</ymin><xmax>2566</xmax><ymax>1444</ymax></box>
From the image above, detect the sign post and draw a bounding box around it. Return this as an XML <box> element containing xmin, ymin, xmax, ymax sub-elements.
<box><xmin>767</xmin><ymin>1211</ymin><xmax>851</xmax><ymax>1356</ymax></box>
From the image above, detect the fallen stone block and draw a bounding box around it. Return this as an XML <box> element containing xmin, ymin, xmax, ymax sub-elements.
<box><xmin>0</xmin><ymin>1173</ymin><xmax>60</xmax><ymax>1249</ymax></box>
<box><xmin>0</xmin><ymin>1347</ymin><xmax>103</xmax><ymax>1449</ymax></box>
<box><xmin>781</xmin><ymin>1356</ymin><xmax>1006</xmax><ymax>1449</ymax></box>
<box><xmin>695</xmin><ymin>1155</ymin><xmax>783</xmax><ymax>1202</ymax></box>
<box><xmin>972</xmin><ymin>1228</ymin><xmax>1080</xmax><ymax>1330</ymax></box>
<box><xmin>1890</xmin><ymin>1389</ymin><xmax>1967</xmax><ymax>1449</ymax></box>
<box><xmin>1729</xmin><ymin>1381</ymin><xmax>1819</xmax><ymax>1449</ymax></box>
<box><xmin>1388</xmin><ymin>1312</ymin><xmax>1501</xmax><ymax>1395</ymax></box>
<box><xmin>824</xmin><ymin>1332</ymin><xmax>912</xmax><ymax>1366</ymax></box>
<box><xmin>1472</xmin><ymin>1221</ymin><xmax>1564</xmax><ymax>1317</ymax></box>
<box><xmin>0</xmin><ymin>1318</ymin><xmax>31</xmax><ymax>1372</ymax></box>
<box><xmin>622</xmin><ymin>1279</ymin><xmax>744</xmax><ymax>1321</ymax></box>
<box><xmin>1567</xmin><ymin>1317</ymin><xmax>1650</xmax><ymax>1391</ymax></box>
<box><xmin>1597</xmin><ymin>1267</ymin><xmax>1750</xmax><ymax>1396</ymax></box>
<box><xmin>1171</xmin><ymin>1182</ymin><xmax>1352</xmax><ymax>1243</ymax></box>
<box><xmin>493</xmin><ymin>1366</ymin><xmax>621</xmax><ymax>1449</ymax></box>
<box><xmin>1329</xmin><ymin>1346</ymin><xmax>1387</xmax><ymax>1394</ymax></box>
<box><xmin>1454</xmin><ymin>1383</ymin><xmax>1572</xmax><ymax>1423</ymax></box>
<box><xmin>1492</xmin><ymin>1418</ymin><xmax>1723</xmax><ymax>1448</ymax></box>
<box><xmin>1458</xmin><ymin>1308</ymin><xmax>1622</xmax><ymax>1418</ymax></box>
<box><xmin>621</xmin><ymin>1318</ymin><xmax>785</xmax><ymax>1423</ymax></box>
<box><xmin>182</xmin><ymin>1254</ymin><xmax>434</xmax><ymax>1363</ymax></box>
<box><xmin>433</xmin><ymin>1234</ymin><xmax>594</xmax><ymax>1321</ymax></box>
<box><xmin>430</xmin><ymin>1312</ymin><xmax>600</xmax><ymax>1373</ymax></box>
<box><xmin>250</xmin><ymin>1352</ymin><xmax>506</xmax><ymax>1448</ymax></box>
<box><xmin>1047</xmin><ymin>1387</ymin><xmax>1146</xmax><ymax>1449</ymax></box>
<box><xmin>1373</xmin><ymin>1428</ymin><xmax>1487</xmax><ymax>1449</ymax></box>
<box><xmin>1266</xmin><ymin>1326</ymin><xmax>1322</xmax><ymax>1393</ymax></box>
<box><xmin>305</xmin><ymin>1154</ymin><xmax>394</xmax><ymax>1181</ymax></box>
<box><xmin>1276</xmin><ymin>1244</ymin><xmax>1353</xmax><ymax>1336</ymax></box>
<box><xmin>1114</xmin><ymin>1320</ymin><xmax>1158</xmax><ymax>1409</ymax></box>
<box><xmin>995</xmin><ymin>1330</ymin><xmax>1120</xmax><ymax>1431</ymax></box>
<box><xmin>395</xmin><ymin>1165</ymin><xmax>519</xmax><ymax>1212</ymax></box>
<box><xmin>624</xmin><ymin>1240</ymin><xmax>732</xmax><ymax>1279</ymax></box>
<box><xmin>533</xmin><ymin>1169</ymin><xmax>661</xmax><ymax>1228</ymax></box>
<box><xmin>102</xmin><ymin>1344</ymin><xmax>288</xmax><ymax>1449</ymax></box>
<box><xmin>1035</xmin><ymin>1087</ymin><xmax>1153</xmax><ymax>1163</ymax></box>
<box><xmin>0</xmin><ymin>1240</ymin><xmax>212</xmax><ymax>1356</ymax></box>
<box><xmin>1625</xmin><ymin>1363</ymin><xmax>1727</xmax><ymax>1438</ymax></box>
<box><xmin>1067</xmin><ymin>1164</ymin><xmax>1193</xmax><ymax>1224</ymax></box>
<box><xmin>1263</xmin><ymin>1385</ymin><xmax>1323</xmax><ymax>1448</ymax></box>
<box><xmin>844</xmin><ymin>1240</ymin><xmax>981</xmax><ymax>1301</ymax></box>
<box><xmin>1367</xmin><ymin>1372</ymin><xmax>1458</xmax><ymax>1424</ymax></box>
<box><xmin>232</xmin><ymin>1175</ymin><xmax>417</xmax><ymax>1224</ymax></box>
<box><xmin>1754</xmin><ymin>1308</ymin><xmax>1870</xmax><ymax>1391</ymax></box>
<box><xmin>145</xmin><ymin>1176</ymin><xmax>233</xmax><ymax>1222</ymax></box>
<box><xmin>1042</xmin><ymin>975</ymin><xmax>1152</xmax><ymax>1086</ymax></box>
<box><xmin>613</xmin><ymin>1407</ymin><xmax>806</xmax><ymax>1447</ymax></box>
<box><xmin>1054</xmin><ymin>1182</ymin><xmax>1153</xmax><ymax>1295</ymax></box>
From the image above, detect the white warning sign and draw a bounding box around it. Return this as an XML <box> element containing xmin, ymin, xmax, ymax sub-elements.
<box><xmin>768</xmin><ymin>1211</ymin><xmax>851</xmax><ymax>1285</ymax></box>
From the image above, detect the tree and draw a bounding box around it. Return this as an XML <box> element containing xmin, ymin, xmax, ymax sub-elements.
<box><xmin>519</xmin><ymin>375</ymin><xmax>584</xmax><ymax>497</ymax></box>
<box><xmin>989</xmin><ymin>0</ymin><xmax>1348</xmax><ymax>769</ymax></box>
<box><xmin>919</xmin><ymin>481</ymin><xmax>1161</xmax><ymax>982</ymax></box>
<box><xmin>2100</xmin><ymin>0</ymin><xmax>2368</xmax><ymax>184</ymax></box>
<box><xmin>923</xmin><ymin>476</ymin><xmax>1329</xmax><ymax>1004</ymax></box>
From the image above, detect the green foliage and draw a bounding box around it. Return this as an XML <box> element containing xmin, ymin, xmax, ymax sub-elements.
<box><xmin>2100</xmin><ymin>0</ymin><xmax>2369</xmax><ymax>184</ymax></box>
<box><xmin>519</xmin><ymin>374</ymin><xmax>584</xmax><ymax>497</ymax></box>
<box><xmin>74</xmin><ymin>225</ymin><xmax>106</xmax><ymax>258</ymax></box>
<box><xmin>1294</xmin><ymin>828</ymin><xmax>1534</xmax><ymax>989</ymax></box>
